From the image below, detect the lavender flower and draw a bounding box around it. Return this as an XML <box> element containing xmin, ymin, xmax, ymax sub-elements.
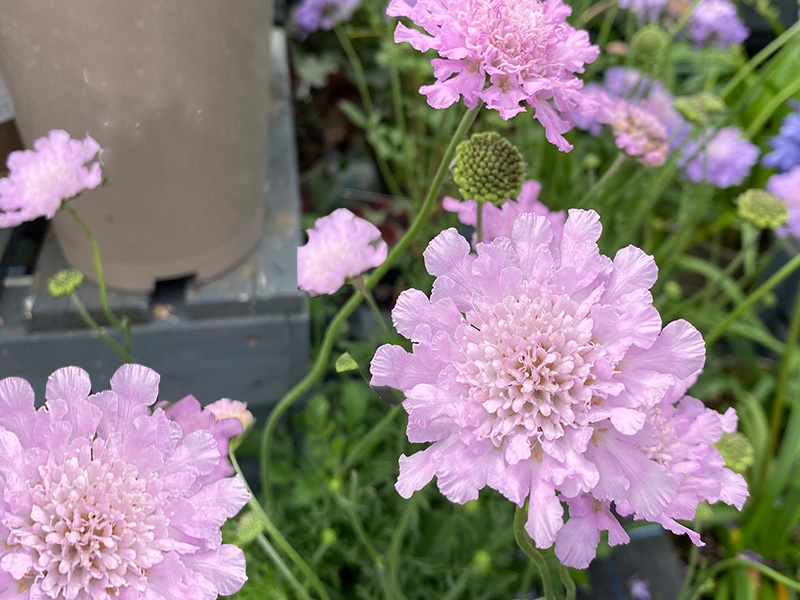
<box><xmin>767</xmin><ymin>165</ymin><xmax>800</xmax><ymax>237</ymax></box>
<box><xmin>687</xmin><ymin>0</ymin><xmax>749</xmax><ymax>48</ymax></box>
<box><xmin>371</xmin><ymin>209</ymin><xmax>747</xmax><ymax>568</ymax></box>
<box><xmin>0</xmin><ymin>365</ymin><xmax>250</xmax><ymax>598</ymax></box>
<box><xmin>387</xmin><ymin>0</ymin><xmax>599</xmax><ymax>151</ymax></box>
<box><xmin>293</xmin><ymin>0</ymin><xmax>360</xmax><ymax>39</ymax></box>
<box><xmin>0</xmin><ymin>130</ymin><xmax>102</xmax><ymax>229</ymax></box>
<box><xmin>681</xmin><ymin>127</ymin><xmax>759</xmax><ymax>188</ymax></box>
<box><xmin>763</xmin><ymin>102</ymin><xmax>800</xmax><ymax>173</ymax></box>
<box><xmin>297</xmin><ymin>208</ymin><xmax>387</xmax><ymax>296</ymax></box>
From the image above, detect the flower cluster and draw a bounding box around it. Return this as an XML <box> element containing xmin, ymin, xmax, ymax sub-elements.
<box><xmin>297</xmin><ymin>208</ymin><xmax>388</xmax><ymax>296</ymax></box>
<box><xmin>371</xmin><ymin>210</ymin><xmax>747</xmax><ymax>567</ymax></box>
<box><xmin>0</xmin><ymin>130</ymin><xmax>102</xmax><ymax>229</ymax></box>
<box><xmin>0</xmin><ymin>365</ymin><xmax>250</xmax><ymax>598</ymax></box>
<box><xmin>763</xmin><ymin>102</ymin><xmax>800</xmax><ymax>173</ymax></box>
<box><xmin>387</xmin><ymin>0</ymin><xmax>600</xmax><ymax>151</ymax></box>
<box><xmin>443</xmin><ymin>179</ymin><xmax>565</xmax><ymax>245</ymax></box>
<box><xmin>681</xmin><ymin>127</ymin><xmax>759</xmax><ymax>188</ymax></box>
<box><xmin>767</xmin><ymin>166</ymin><xmax>800</xmax><ymax>237</ymax></box>
<box><xmin>293</xmin><ymin>0</ymin><xmax>360</xmax><ymax>39</ymax></box>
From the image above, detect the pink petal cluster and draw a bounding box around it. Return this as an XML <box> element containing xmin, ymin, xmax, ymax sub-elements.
<box><xmin>387</xmin><ymin>0</ymin><xmax>600</xmax><ymax>151</ymax></box>
<box><xmin>370</xmin><ymin>210</ymin><xmax>747</xmax><ymax>568</ymax></box>
<box><xmin>0</xmin><ymin>365</ymin><xmax>250</xmax><ymax>598</ymax></box>
<box><xmin>609</xmin><ymin>100</ymin><xmax>670</xmax><ymax>166</ymax></box>
<box><xmin>297</xmin><ymin>208</ymin><xmax>388</xmax><ymax>296</ymax></box>
<box><xmin>0</xmin><ymin>130</ymin><xmax>102</xmax><ymax>229</ymax></box>
<box><xmin>164</xmin><ymin>396</ymin><xmax>246</xmax><ymax>482</ymax></box>
<box><xmin>767</xmin><ymin>165</ymin><xmax>800</xmax><ymax>237</ymax></box>
<box><xmin>206</xmin><ymin>398</ymin><xmax>255</xmax><ymax>432</ymax></box>
<box><xmin>442</xmin><ymin>180</ymin><xmax>566</xmax><ymax>245</ymax></box>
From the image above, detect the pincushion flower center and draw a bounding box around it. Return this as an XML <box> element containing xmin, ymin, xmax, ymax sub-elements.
<box><xmin>7</xmin><ymin>443</ymin><xmax>170</xmax><ymax>599</ymax></box>
<box><xmin>467</xmin><ymin>0</ymin><xmax>549</xmax><ymax>70</ymax></box>
<box><xmin>458</xmin><ymin>292</ymin><xmax>598</xmax><ymax>448</ymax></box>
<box><xmin>20</xmin><ymin>160</ymin><xmax>69</xmax><ymax>204</ymax></box>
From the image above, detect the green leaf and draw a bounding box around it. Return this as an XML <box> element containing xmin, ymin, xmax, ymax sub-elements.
<box><xmin>335</xmin><ymin>352</ymin><xmax>359</xmax><ymax>373</ymax></box>
<box><xmin>337</xmin><ymin>99</ymin><xmax>368</xmax><ymax>129</ymax></box>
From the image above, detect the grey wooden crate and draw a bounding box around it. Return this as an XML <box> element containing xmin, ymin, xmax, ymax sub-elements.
<box><xmin>0</xmin><ymin>28</ymin><xmax>309</xmax><ymax>413</ymax></box>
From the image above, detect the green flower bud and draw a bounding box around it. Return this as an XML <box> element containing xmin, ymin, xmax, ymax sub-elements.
<box><xmin>674</xmin><ymin>92</ymin><xmax>726</xmax><ymax>124</ymax></box>
<box><xmin>714</xmin><ymin>432</ymin><xmax>754</xmax><ymax>474</ymax></box>
<box><xmin>47</xmin><ymin>268</ymin><xmax>84</xmax><ymax>298</ymax></box>
<box><xmin>630</xmin><ymin>25</ymin><xmax>668</xmax><ymax>65</ymax></box>
<box><xmin>321</xmin><ymin>528</ymin><xmax>338</xmax><ymax>546</ymax></box>
<box><xmin>471</xmin><ymin>549</ymin><xmax>492</xmax><ymax>575</ymax></box>
<box><xmin>327</xmin><ymin>477</ymin><xmax>343</xmax><ymax>495</ymax></box>
<box><xmin>664</xmin><ymin>280</ymin><xmax>682</xmax><ymax>301</ymax></box>
<box><xmin>452</xmin><ymin>132</ymin><xmax>526</xmax><ymax>206</ymax></box>
<box><xmin>737</xmin><ymin>189</ymin><xmax>788</xmax><ymax>230</ymax></box>
<box><xmin>235</xmin><ymin>510</ymin><xmax>264</xmax><ymax>547</ymax></box>
<box><xmin>583</xmin><ymin>153</ymin><xmax>602</xmax><ymax>170</ymax></box>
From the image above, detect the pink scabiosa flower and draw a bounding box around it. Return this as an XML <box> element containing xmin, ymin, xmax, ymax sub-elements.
<box><xmin>387</xmin><ymin>0</ymin><xmax>600</xmax><ymax>151</ymax></box>
<box><xmin>370</xmin><ymin>210</ymin><xmax>747</xmax><ymax>568</ymax></box>
<box><xmin>0</xmin><ymin>129</ymin><xmax>102</xmax><ymax>229</ymax></box>
<box><xmin>297</xmin><ymin>208</ymin><xmax>388</xmax><ymax>296</ymax></box>
<box><xmin>681</xmin><ymin>127</ymin><xmax>759</xmax><ymax>188</ymax></box>
<box><xmin>442</xmin><ymin>179</ymin><xmax>566</xmax><ymax>244</ymax></box>
<box><xmin>609</xmin><ymin>100</ymin><xmax>670</xmax><ymax>167</ymax></box>
<box><xmin>767</xmin><ymin>165</ymin><xmax>800</xmax><ymax>237</ymax></box>
<box><xmin>164</xmin><ymin>395</ymin><xmax>245</xmax><ymax>483</ymax></box>
<box><xmin>206</xmin><ymin>398</ymin><xmax>255</xmax><ymax>432</ymax></box>
<box><xmin>0</xmin><ymin>365</ymin><xmax>250</xmax><ymax>598</ymax></box>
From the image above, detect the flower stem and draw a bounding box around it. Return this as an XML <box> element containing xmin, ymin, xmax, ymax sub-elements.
<box><xmin>63</xmin><ymin>203</ymin><xmax>132</xmax><ymax>361</ymax></box>
<box><xmin>476</xmin><ymin>202</ymin><xmax>484</xmax><ymax>245</ymax></box>
<box><xmin>385</xmin><ymin>492</ymin><xmax>420</xmax><ymax>600</ymax></box>
<box><xmin>351</xmin><ymin>276</ymin><xmax>391</xmax><ymax>340</ymax></box>
<box><xmin>340</xmin><ymin>405</ymin><xmax>402</xmax><ymax>473</ymax></box>
<box><xmin>514</xmin><ymin>506</ymin><xmax>556</xmax><ymax>600</ymax></box>
<box><xmin>576</xmin><ymin>153</ymin><xmax>626</xmax><ymax>209</ymax></box>
<box><xmin>686</xmin><ymin>557</ymin><xmax>800</xmax><ymax>600</ymax></box>
<box><xmin>558</xmin><ymin>564</ymin><xmax>576</xmax><ymax>600</ymax></box>
<box><xmin>255</xmin><ymin>533</ymin><xmax>314</xmax><ymax>600</ymax></box>
<box><xmin>69</xmin><ymin>293</ymin><xmax>130</xmax><ymax>361</ymax></box>
<box><xmin>229</xmin><ymin>451</ymin><xmax>331</xmax><ymax>600</ymax></box>
<box><xmin>705</xmin><ymin>250</ymin><xmax>800</xmax><ymax>345</ymax></box>
<box><xmin>259</xmin><ymin>104</ymin><xmax>481</xmax><ymax>511</ymax></box>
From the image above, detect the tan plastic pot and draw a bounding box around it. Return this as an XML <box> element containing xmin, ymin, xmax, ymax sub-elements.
<box><xmin>0</xmin><ymin>1</ymin><xmax>273</xmax><ymax>291</ymax></box>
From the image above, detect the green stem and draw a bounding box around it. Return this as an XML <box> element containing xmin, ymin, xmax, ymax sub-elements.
<box><xmin>687</xmin><ymin>557</ymin><xmax>800</xmax><ymax>600</ymax></box>
<box><xmin>675</xmin><ymin>522</ymin><xmax>700</xmax><ymax>600</ymax></box>
<box><xmin>335</xmin><ymin>493</ymin><xmax>384</xmax><ymax>567</ymax></box>
<box><xmin>476</xmin><ymin>202</ymin><xmax>484</xmax><ymax>245</ymax></box>
<box><xmin>514</xmin><ymin>506</ymin><xmax>556</xmax><ymax>600</ymax></box>
<box><xmin>746</xmin><ymin>75</ymin><xmax>800</xmax><ymax>139</ymax></box>
<box><xmin>229</xmin><ymin>452</ymin><xmax>331</xmax><ymax>600</ymax></box>
<box><xmin>385</xmin><ymin>493</ymin><xmax>420</xmax><ymax>600</ymax></box>
<box><xmin>386</xmin><ymin>20</ymin><xmax>407</xmax><ymax>136</ymax></box>
<box><xmin>256</xmin><ymin>533</ymin><xmax>314</xmax><ymax>600</ymax></box>
<box><xmin>334</xmin><ymin>23</ymin><xmax>404</xmax><ymax>201</ymax></box>
<box><xmin>705</xmin><ymin>250</ymin><xmax>800</xmax><ymax>345</ymax></box>
<box><xmin>341</xmin><ymin>405</ymin><xmax>402</xmax><ymax>473</ymax></box>
<box><xmin>721</xmin><ymin>20</ymin><xmax>800</xmax><ymax>101</ymax></box>
<box><xmin>440</xmin><ymin>569</ymin><xmax>472</xmax><ymax>600</ymax></box>
<box><xmin>767</xmin><ymin>280</ymin><xmax>800</xmax><ymax>463</ymax></box>
<box><xmin>352</xmin><ymin>276</ymin><xmax>391</xmax><ymax>340</ymax></box>
<box><xmin>576</xmin><ymin>153</ymin><xmax>626</xmax><ymax>209</ymax></box>
<box><xmin>69</xmin><ymin>293</ymin><xmax>129</xmax><ymax>361</ymax></box>
<box><xmin>558</xmin><ymin>564</ymin><xmax>576</xmax><ymax>600</ymax></box>
<box><xmin>259</xmin><ymin>104</ymin><xmax>481</xmax><ymax>510</ymax></box>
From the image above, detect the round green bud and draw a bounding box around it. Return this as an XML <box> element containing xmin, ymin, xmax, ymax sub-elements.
<box><xmin>327</xmin><ymin>477</ymin><xmax>343</xmax><ymax>495</ymax></box>
<box><xmin>674</xmin><ymin>92</ymin><xmax>726</xmax><ymax>125</ymax></box>
<box><xmin>321</xmin><ymin>528</ymin><xmax>338</xmax><ymax>546</ymax></box>
<box><xmin>47</xmin><ymin>268</ymin><xmax>84</xmax><ymax>298</ymax></box>
<box><xmin>472</xmin><ymin>549</ymin><xmax>492</xmax><ymax>575</ymax></box>
<box><xmin>714</xmin><ymin>431</ymin><xmax>754</xmax><ymax>474</ymax></box>
<box><xmin>664</xmin><ymin>280</ymin><xmax>682</xmax><ymax>301</ymax></box>
<box><xmin>583</xmin><ymin>153</ymin><xmax>602</xmax><ymax>170</ymax></box>
<box><xmin>630</xmin><ymin>25</ymin><xmax>668</xmax><ymax>65</ymax></box>
<box><xmin>235</xmin><ymin>510</ymin><xmax>265</xmax><ymax>547</ymax></box>
<box><xmin>737</xmin><ymin>189</ymin><xmax>788</xmax><ymax>230</ymax></box>
<box><xmin>452</xmin><ymin>132</ymin><xmax>526</xmax><ymax>206</ymax></box>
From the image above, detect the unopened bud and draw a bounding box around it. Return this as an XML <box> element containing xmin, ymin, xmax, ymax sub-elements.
<box><xmin>630</xmin><ymin>25</ymin><xmax>668</xmax><ymax>65</ymax></box>
<box><xmin>452</xmin><ymin>132</ymin><xmax>526</xmax><ymax>206</ymax></box>
<box><xmin>48</xmin><ymin>268</ymin><xmax>84</xmax><ymax>298</ymax></box>
<box><xmin>737</xmin><ymin>189</ymin><xmax>788</xmax><ymax>229</ymax></box>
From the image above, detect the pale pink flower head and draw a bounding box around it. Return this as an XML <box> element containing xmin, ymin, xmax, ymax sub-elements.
<box><xmin>0</xmin><ymin>129</ymin><xmax>102</xmax><ymax>229</ymax></box>
<box><xmin>609</xmin><ymin>100</ymin><xmax>670</xmax><ymax>167</ymax></box>
<box><xmin>442</xmin><ymin>179</ymin><xmax>566</xmax><ymax>244</ymax></box>
<box><xmin>371</xmin><ymin>209</ymin><xmax>747</xmax><ymax>568</ymax></box>
<box><xmin>0</xmin><ymin>364</ymin><xmax>250</xmax><ymax>598</ymax></box>
<box><xmin>206</xmin><ymin>398</ymin><xmax>255</xmax><ymax>432</ymax></box>
<box><xmin>387</xmin><ymin>0</ymin><xmax>600</xmax><ymax>151</ymax></box>
<box><xmin>164</xmin><ymin>395</ymin><xmax>245</xmax><ymax>483</ymax></box>
<box><xmin>298</xmin><ymin>208</ymin><xmax>388</xmax><ymax>296</ymax></box>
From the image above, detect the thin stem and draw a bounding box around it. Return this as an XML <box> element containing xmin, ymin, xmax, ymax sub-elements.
<box><xmin>229</xmin><ymin>452</ymin><xmax>331</xmax><ymax>600</ymax></box>
<box><xmin>514</xmin><ymin>506</ymin><xmax>556</xmax><ymax>600</ymax></box>
<box><xmin>335</xmin><ymin>493</ymin><xmax>383</xmax><ymax>567</ymax></box>
<box><xmin>341</xmin><ymin>405</ymin><xmax>402</xmax><ymax>473</ymax></box>
<box><xmin>440</xmin><ymin>569</ymin><xmax>471</xmax><ymax>600</ymax></box>
<box><xmin>705</xmin><ymin>251</ymin><xmax>800</xmax><ymax>345</ymax></box>
<box><xmin>259</xmin><ymin>105</ymin><xmax>481</xmax><ymax>510</ymax></box>
<box><xmin>687</xmin><ymin>557</ymin><xmax>800</xmax><ymax>600</ymax></box>
<box><xmin>334</xmin><ymin>23</ymin><xmax>404</xmax><ymax>201</ymax></box>
<box><xmin>675</xmin><ymin>522</ymin><xmax>701</xmax><ymax>600</ymax></box>
<box><xmin>385</xmin><ymin>493</ymin><xmax>420</xmax><ymax>600</ymax></box>
<box><xmin>558</xmin><ymin>564</ymin><xmax>576</xmax><ymax>600</ymax></box>
<box><xmin>386</xmin><ymin>19</ymin><xmax>407</xmax><ymax>136</ymax></box>
<box><xmin>721</xmin><ymin>20</ymin><xmax>800</xmax><ymax>101</ymax></box>
<box><xmin>746</xmin><ymin>75</ymin><xmax>800</xmax><ymax>139</ymax></box>
<box><xmin>69</xmin><ymin>293</ymin><xmax>129</xmax><ymax>361</ymax></box>
<box><xmin>63</xmin><ymin>204</ymin><xmax>123</xmax><ymax>331</ymax></box>
<box><xmin>575</xmin><ymin>0</ymin><xmax>617</xmax><ymax>27</ymax></box>
<box><xmin>767</xmin><ymin>280</ymin><xmax>800</xmax><ymax>462</ymax></box>
<box><xmin>576</xmin><ymin>153</ymin><xmax>626</xmax><ymax>208</ymax></box>
<box><xmin>476</xmin><ymin>202</ymin><xmax>484</xmax><ymax>245</ymax></box>
<box><xmin>256</xmin><ymin>533</ymin><xmax>314</xmax><ymax>600</ymax></box>
<box><xmin>352</xmin><ymin>276</ymin><xmax>391</xmax><ymax>340</ymax></box>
